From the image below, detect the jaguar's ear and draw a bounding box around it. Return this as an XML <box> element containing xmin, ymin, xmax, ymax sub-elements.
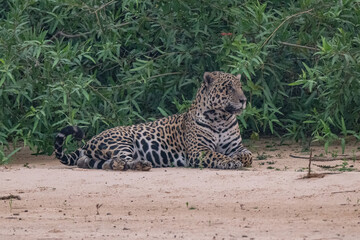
<box><xmin>203</xmin><ymin>72</ymin><xmax>215</xmax><ymax>87</ymax></box>
<box><xmin>236</xmin><ymin>74</ymin><xmax>241</xmax><ymax>81</ymax></box>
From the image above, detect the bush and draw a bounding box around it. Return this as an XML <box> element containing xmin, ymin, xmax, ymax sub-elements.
<box><xmin>1</xmin><ymin>0</ymin><xmax>359</xmax><ymax>162</ymax></box>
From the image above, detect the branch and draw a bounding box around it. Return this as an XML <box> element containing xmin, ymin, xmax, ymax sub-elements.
<box><xmin>308</xmin><ymin>149</ymin><xmax>312</xmax><ymax>176</ymax></box>
<box><xmin>93</xmin><ymin>0</ymin><xmax>115</xmax><ymax>13</ymax></box>
<box><xmin>261</xmin><ymin>8</ymin><xmax>314</xmax><ymax>49</ymax></box>
<box><xmin>50</xmin><ymin>31</ymin><xmax>91</xmax><ymax>41</ymax></box>
<box><xmin>93</xmin><ymin>72</ymin><xmax>184</xmax><ymax>89</ymax></box>
<box><xmin>148</xmin><ymin>72</ymin><xmax>182</xmax><ymax>80</ymax></box>
<box><xmin>278</xmin><ymin>41</ymin><xmax>319</xmax><ymax>51</ymax></box>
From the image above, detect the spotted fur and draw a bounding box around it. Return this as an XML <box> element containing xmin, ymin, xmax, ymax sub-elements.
<box><xmin>54</xmin><ymin>71</ymin><xmax>253</xmax><ymax>170</ymax></box>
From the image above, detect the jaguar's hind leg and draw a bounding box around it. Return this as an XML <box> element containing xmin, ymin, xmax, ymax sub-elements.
<box><xmin>110</xmin><ymin>149</ymin><xmax>152</xmax><ymax>171</ymax></box>
<box><xmin>108</xmin><ymin>140</ymin><xmax>152</xmax><ymax>171</ymax></box>
<box><xmin>77</xmin><ymin>155</ymin><xmax>90</xmax><ymax>169</ymax></box>
<box><xmin>131</xmin><ymin>160</ymin><xmax>152</xmax><ymax>171</ymax></box>
<box><xmin>77</xmin><ymin>155</ymin><xmax>110</xmax><ymax>169</ymax></box>
<box><xmin>102</xmin><ymin>160</ymin><xmax>113</xmax><ymax>170</ymax></box>
<box><xmin>111</xmin><ymin>157</ymin><xmax>128</xmax><ymax>171</ymax></box>
<box><xmin>111</xmin><ymin>157</ymin><xmax>152</xmax><ymax>171</ymax></box>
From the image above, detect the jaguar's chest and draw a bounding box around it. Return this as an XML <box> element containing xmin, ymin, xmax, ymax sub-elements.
<box><xmin>196</xmin><ymin>117</ymin><xmax>239</xmax><ymax>154</ymax></box>
<box><xmin>213</xmin><ymin>132</ymin><xmax>229</xmax><ymax>153</ymax></box>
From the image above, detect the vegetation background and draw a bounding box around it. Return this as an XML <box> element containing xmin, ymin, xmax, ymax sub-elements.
<box><xmin>1</xmin><ymin>0</ymin><xmax>359</xmax><ymax>163</ymax></box>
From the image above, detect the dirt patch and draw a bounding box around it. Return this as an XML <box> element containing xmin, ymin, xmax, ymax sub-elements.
<box><xmin>1</xmin><ymin>139</ymin><xmax>360</xmax><ymax>239</ymax></box>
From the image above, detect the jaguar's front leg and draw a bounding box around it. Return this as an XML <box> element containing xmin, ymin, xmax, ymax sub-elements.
<box><xmin>188</xmin><ymin>150</ymin><xmax>243</xmax><ymax>169</ymax></box>
<box><xmin>225</xmin><ymin>142</ymin><xmax>253</xmax><ymax>167</ymax></box>
<box><xmin>233</xmin><ymin>149</ymin><xmax>253</xmax><ymax>167</ymax></box>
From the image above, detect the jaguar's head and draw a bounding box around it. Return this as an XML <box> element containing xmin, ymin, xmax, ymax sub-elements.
<box><xmin>197</xmin><ymin>71</ymin><xmax>247</xmax><ymax>115</ymax></box>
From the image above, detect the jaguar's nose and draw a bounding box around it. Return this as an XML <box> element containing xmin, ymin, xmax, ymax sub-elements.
<box><xmin>239</xmin><ymin>97</ymin><xmax>247</xmax><ymax>104</ymax></box>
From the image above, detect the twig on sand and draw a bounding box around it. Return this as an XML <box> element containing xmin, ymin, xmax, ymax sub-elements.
<box><xmin>331</xmin><ymin>190</ymin><xmax>357</xmax><ymax>195</ymax></box>
<box><xmin>302</xmin><ymin>150</ymin><xmax>326</xmax><ymax>179</ymax></box>
<box><xmin>290</xmin><ymin>154</ymin><xmax>360</xmax><ymax>162</ymax></box>
<box><xmin>0</xmin><ymin>194</ymin><xmax>21</xmax><ymax>200</ymax></box>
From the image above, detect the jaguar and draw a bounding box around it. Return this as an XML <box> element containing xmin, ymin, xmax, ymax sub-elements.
<box><xmin>54</xmin><ymin>71</ymin><xmax>253</xmax><ymax>171</ymax></box>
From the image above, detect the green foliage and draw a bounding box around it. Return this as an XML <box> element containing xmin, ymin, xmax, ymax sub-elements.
<box><xmin>0</xmin><ymin>0</ymin><xmax>359</xmax><ymax>161</ymax></box>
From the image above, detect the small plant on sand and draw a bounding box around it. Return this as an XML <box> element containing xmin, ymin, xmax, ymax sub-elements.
<box><xmin>186</xmin><ymin>202</ymin><xmax>196</xmax><ymax>210</ymax></box>
<box><xmin>338</xmin><ymin>161</ymin><xmax>355</xmax><ymax>172</ymax></box>
<box><xmin>96</xmin><ymin>203</ymin><xmax>103</xmax><ymax>215</ymax></box>
<box><xmin>257</xmin><ymin>153</ymin><xmax>268</xmax><ymax>160</ymax></box>
<box><xmin>0</xmin><ymin>145</ymin><xmax>21</xmax><ymax>165</ymax></box>
<box><xmin>9</xmin><ymin>199</ymin><xmax>13</xmax><ymax>213</ymax></box>
<box><xmin>198</xmin><ymin>151</ymin><xmax>206</xmax><ymax>170</ymax></box>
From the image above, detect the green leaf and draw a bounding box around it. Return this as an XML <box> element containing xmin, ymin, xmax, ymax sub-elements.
<box><xmin>288</xmin><ymin>80</ymin><xmax>306</xmax><ymax>86</ymax></box>
<box><xmin>83</xmin><ymin>55</ymin><xmax>96</xmax><ymax>64</ymax></box>
<box><xmin>81</xmin><ymin>89</ymin><xmax>90</xmax><ymax>101</ymax></box>
<box><xmin>324</xmin><ymin>141</ymin><xmax>329</xmax><ymax>154</ymax></box>
<box><xmin>63</xmin><ymin>92</ymin><xmax>67</xmax><ymax>105</ymax></box>
<box><xmin>340</xmin><ymin>117</ymin><xmax>347</xmax><ymax>136</ymax></box>
<box><xmin>157</xmin><ymin>107</ymin><xmax>168</xmax><ymax>117</ymax></box>
<box><xmin>52</xmin><ymin>58</ymin><xmax>59</xmax><ymax>68</ymax></box>
<box><xmin>0</xmin><ymin>76</ymin><xmax>6</xmax><ymax>87</ymax></box>
<box><xmin>340</xmin><ymin>138</ymin><xmax>345</xmax><ymax>154</ymax></box>
<box><xmin>33</xmin><ymin>118</ymin><xmax>39</xmax><ymax>133</ymax></box>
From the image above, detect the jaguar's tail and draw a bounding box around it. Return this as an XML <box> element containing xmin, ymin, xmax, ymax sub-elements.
<box><xmin>54</xmin><ymin>126</ymin><xmax>84</xmax><ymax>166</ymax></box>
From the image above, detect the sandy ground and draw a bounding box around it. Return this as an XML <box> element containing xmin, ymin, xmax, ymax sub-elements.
<box><xmin>1</xmin><ymin>139</ymin><xmax>360</xmax><ymax>240</ymax></box>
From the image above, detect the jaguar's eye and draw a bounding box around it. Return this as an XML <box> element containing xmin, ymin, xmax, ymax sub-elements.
<box><xmin>228</xmin><ymin>85</ymin><xmax>235</xmax><ymax>92</ymax></box>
